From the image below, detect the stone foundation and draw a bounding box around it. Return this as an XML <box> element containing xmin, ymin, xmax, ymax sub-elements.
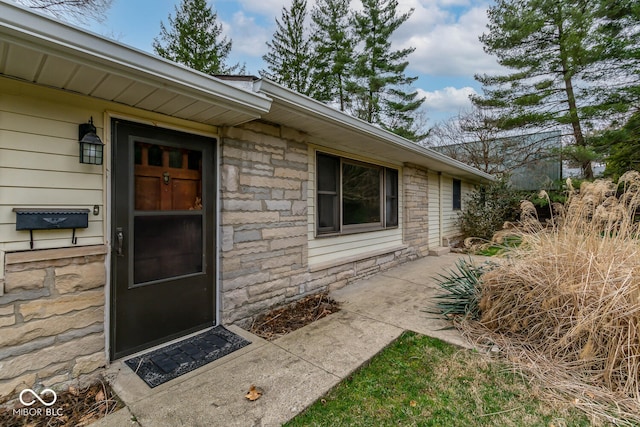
<box><xmin>0</xmin><ymin>246</ymin><xmax>107</xmax><ymax>402</ymax></box>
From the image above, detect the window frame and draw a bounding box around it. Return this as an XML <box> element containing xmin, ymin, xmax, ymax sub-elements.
<box><xmin>452</xmin><ymin>178</ymin><xmax>462</xmax><ymax>211</ymax></box>
<box><xmin>316</xmin><ymin>152</ymin><xmax>399</xmax><ymax>237</ymax></box>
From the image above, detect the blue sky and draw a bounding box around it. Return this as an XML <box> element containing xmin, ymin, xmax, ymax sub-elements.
<box><xmin>41</xmin><ymin>0</ymin><xmax>501</xmax><ymax>124</ymax></box>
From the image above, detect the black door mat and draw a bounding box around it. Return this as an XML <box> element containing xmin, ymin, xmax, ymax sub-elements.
<box><xmin>124</xmin><ymin>326</ymin><xmax>251</xmax><ymax>388</ymax></box>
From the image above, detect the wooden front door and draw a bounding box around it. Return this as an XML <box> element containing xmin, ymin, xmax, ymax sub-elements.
<box><xmin>111</xmin><ymin>119</ymin><xmax>216</xmax><ymax>360</ymax></box>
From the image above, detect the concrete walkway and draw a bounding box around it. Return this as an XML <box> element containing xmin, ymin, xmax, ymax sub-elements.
<box><xmin>96</xmin><ymin>253</ymin><xmax>472</xmax><ymax>427</ymax></box>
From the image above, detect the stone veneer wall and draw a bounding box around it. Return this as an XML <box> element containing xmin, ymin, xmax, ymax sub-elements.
<box><xmin>403</xmin><ymin>163</ymin><xmax>431</xmax><ymax>257</ymax></box>
<box><xmin>220</xmin><ymin>122</ymin><xmax>310</xmax><ymax>326</ymax></box>
<box><xmin>220</xmin><ymin>122</ymin><xmax>433</xmax><ymax>327</ymax></box>
<box><xmin>0</xmin><ymin>246</ymin><xmax>107</xmax><ymax>401</ymax></box>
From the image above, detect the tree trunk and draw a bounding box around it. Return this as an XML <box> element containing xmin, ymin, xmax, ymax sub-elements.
<box><xmin>558</xmin><ymin>17</ymin><xmax>593</xmax><ymax>179</ymax></box>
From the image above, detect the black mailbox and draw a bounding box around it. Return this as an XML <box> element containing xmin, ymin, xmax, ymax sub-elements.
<box><xmin>13</xmin><ymin>208</ymin><xmax>90</xmax><ymax>248</ymax></box>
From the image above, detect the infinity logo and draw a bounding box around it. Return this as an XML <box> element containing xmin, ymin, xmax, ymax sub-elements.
<box><xmin>19</xmin><ymin>388</ymin><xmax>57</xmax><ymax>407</ymax></box>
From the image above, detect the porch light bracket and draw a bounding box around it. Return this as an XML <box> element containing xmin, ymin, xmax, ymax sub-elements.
<box><xmin>13</xmin><ymin>208</ymin><xmax>90</xmax><ymax>249</ymax></box>
<box><xmin>78</xmin><ymin>117</ymin><xmax>104</xmax><ymax>165</ymax></box>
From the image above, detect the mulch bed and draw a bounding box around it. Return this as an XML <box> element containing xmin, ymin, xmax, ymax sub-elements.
<box><xmin>0</xmin><ymin>380</ymin><xmax>124</xmax><ymax>427</ymax></box>
<box><xmin>249</xmin><ymin>293</ymin><xmax>341</xmax><ymax>341</ymax></box>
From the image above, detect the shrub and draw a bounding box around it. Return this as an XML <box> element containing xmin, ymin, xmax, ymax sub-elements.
<box><xmin>431</xmin><ymin>258</ymin><xmax>496</xmax><ymax>320</ymax></box>
<box><xmin>458</xmin><ymin>178</ymin><xmax>521</xmax><ymax>241</ymax></box>
<box><xmin>466</xmin><ymin>171</ymin><xmax>640</xmax><ymax>424</ymax></box>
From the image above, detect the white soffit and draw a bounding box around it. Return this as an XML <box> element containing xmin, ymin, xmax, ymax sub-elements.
<box><xmin>0</xmin><ymin>1</ymin><xmax>271</xmax><ymax>126</ymax></box>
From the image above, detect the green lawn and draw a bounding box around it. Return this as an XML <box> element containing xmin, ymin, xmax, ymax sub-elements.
<box><xmin>286</xmin><ymin>332</ymin><xmax>590</xmax><ymax>427</ymax></box>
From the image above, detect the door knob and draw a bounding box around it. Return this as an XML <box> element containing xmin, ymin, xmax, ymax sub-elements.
<box><xmin>115</xmin><ymin>227</ymin><xmax>124</xmax><ymax>256</ymax></box>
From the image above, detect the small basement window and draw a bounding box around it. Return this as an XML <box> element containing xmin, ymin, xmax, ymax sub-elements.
<box><xmin>316</xmin><ymin>152</ymin><xmax>398</xmax><ymax>235</ymax></box>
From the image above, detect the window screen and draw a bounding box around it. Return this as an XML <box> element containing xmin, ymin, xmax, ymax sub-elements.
<box><xmin>316</xmin><ymin>152</ymin><xmax>398</xmax><ymax>235</ymax></box>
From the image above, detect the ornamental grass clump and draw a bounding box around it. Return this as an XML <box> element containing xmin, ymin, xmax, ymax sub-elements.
<box><xmin>467</xmin><ymin>171</ymin><xmax>640</xmax><ymax>424</ymax></box>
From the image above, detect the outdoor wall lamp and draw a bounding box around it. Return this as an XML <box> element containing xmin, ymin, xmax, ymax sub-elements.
<box><xmin>78</xmin><ymin>117</ymin><xmax>104</xmax><ymax>165</ymax></box>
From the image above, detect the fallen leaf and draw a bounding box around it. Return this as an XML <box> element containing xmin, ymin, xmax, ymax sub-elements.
<box><xmin>245</xmin><ymin>385</ymin><xmax>262</xmax><ymax>401</ymax></box>
<box><xmin>410</xmin><ymin>400</ymin><xmax>417</xmax><ymax>407</ymax></box>
<box><xmin>95</xmin><ymin>390</ymin><xmax>105</xmax><ymax>402</ymax></box>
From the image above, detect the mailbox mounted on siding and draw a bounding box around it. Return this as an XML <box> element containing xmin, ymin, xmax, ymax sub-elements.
<box><xmin>13</xmin><ymin>208</ymin><xmax>90</xmax><ymax>249</ymax></box>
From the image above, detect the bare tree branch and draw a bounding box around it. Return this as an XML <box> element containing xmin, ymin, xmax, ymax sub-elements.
<box><xmin>14</xmin><ymin>0</ymin><xmax>113</xmax><ymax>23</ymax></box>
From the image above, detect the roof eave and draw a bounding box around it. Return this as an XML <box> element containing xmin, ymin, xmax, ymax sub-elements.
<box><xmin>254</xmin><ymin>79</ymin><xmax>494</xmax><ymax>183</ymax></box>
<box><xmin>0</xmin><ymin>2</ymin><xmax>271</xmax><ymax>120</ymax></box>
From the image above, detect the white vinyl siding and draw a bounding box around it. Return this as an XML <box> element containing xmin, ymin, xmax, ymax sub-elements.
<box><xmin>0</xmin><ymin>77</ymin><xmax>217</xmax><ymax>252</ymax></box>
<box><xmin>440</xmin><ymin>175</ymin><xmax>457</xmax><ymax>239</ymax></box>
<box><xmin>441</xmin><ymin>175</ymin><xmax>473</xmax><ymax>241</ymax></box>
<box><xmin>308</xmin><ymin>146</ymin><xmax>404</xmax><ymax>267</ymax></box>
<box><xmin>427</xmin><ymin>171</ymin><xmax>440</xmax><ymax>248</ymax></box>
<box><xmin>426</xmin><ymin>172</ymin><xmax>475</xmax><ymax>248</ymax></box>
<box><xmin>0</xmin><ymin>87</ymin><xmax>103</xmax><ymax>251</ymax></box>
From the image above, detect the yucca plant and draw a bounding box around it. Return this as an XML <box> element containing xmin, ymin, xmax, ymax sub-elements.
<box><xmin>431</xmin><ymin>258</ymin><xmax>495</xmax><ymax>320</ymax></box>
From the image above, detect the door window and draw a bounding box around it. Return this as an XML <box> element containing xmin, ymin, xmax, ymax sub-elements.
<box><xmin>133</xmin><ymin>141</ymin><xmax>204</xmax><ymax>285</ymax></box>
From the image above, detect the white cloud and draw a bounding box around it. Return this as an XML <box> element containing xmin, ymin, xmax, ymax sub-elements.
<box><xmin>420</xmin><ymin>86</ymin><xmax>477</xmax><ymax>113</ymax></box>
<box><xmin>395</xmin><ymin>2</ymin><xmax>501</xmax><ymax>78</ymax></box>
<box><xmin>225</xmin><ymin>12</ymin><xmax>271</xmax><ymax>58</ymax></box>
<box><xmin>235</xmin><ymin>0</ymin><xmax>290</xmax><ymax>18</ymax></box>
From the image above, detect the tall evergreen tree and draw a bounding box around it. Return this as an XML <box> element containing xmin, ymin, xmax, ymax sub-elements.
<box><xmin>349</xmin><ymin>0</ymin><xmax>425</xmax><ymax>140</ymax></box>
<box><xmin>591</xmin><ymin>0</ymin><xmax>640</xmax><ymax>112</ymax></box>
<box><xmin>261</xmin><ymin>0</ymin><xmax>313</xmax><ymax>95</ymax></box>
<box><xmin>153</xmin><ymin>0</ymin><xmax>242</xmax><ymax>75</ymax></box>
<box><xmin>592</xmin><ymin>110</ymin><xmax>640</xmax><ymax>179</ymax></box>
<box><xmin>309</xmin><ymin>0</ymin><xmax>354</xmax><ymax>110</ymax></box>
<box><xmin>473</xmin><ymin>0</ymin><xmax>638</xmax><ymax>179</ymax></box>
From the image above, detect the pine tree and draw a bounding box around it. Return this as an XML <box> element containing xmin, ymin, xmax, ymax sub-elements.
<box><xmin>349</xmin><ymin>0</ymin><xmax>425</xmax><ymax>140</ymax></box>
<box><xmin>473</xmin><ymin>0</ymin><xmax>638</xmax><ymax>179</ymax></box>
<box><xmin>153</xmin><ymin>0</ymin><xmax>242</xmax><ymax>76</ymax></box>
<box><xmin>592</xmin><ymin>111</ymin><xmax>640</xmax><ymax>179</ymax></box>
<box><xmin>261</xmin><ymin>0</ymin><xmax>313</xmax><ymax>95</ymax></box>
<box><xmin>309</xmin><ymin>0</ymin><xmax>354</xmax><ymax>110</ymax></box>
<box><xmin>591</xmin><ymin>0</ymin><xmax>640</xmax><ymax>113</ymax></box>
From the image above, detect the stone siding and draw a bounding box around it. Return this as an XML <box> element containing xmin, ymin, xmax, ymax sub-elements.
<box><xmin>403</xmin><ymin>163</ymin><xmax>430</xmax><ymax>257</ymax></box>
<box><xmin>220</xmin><ymin>124</ymin><xmax>434</xmax><ymax>327</ymax></box>
<box><xmin>0</xmin><ymin>246</ymin><xmax>107</xmax><ymax>401</ymax></box>
<box><xmin>220</xmin><ymin>122</ymin><xmax>310</xmax><ymax>326</ymax></box>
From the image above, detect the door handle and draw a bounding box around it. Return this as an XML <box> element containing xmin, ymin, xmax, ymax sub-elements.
<box><xmin>115</xmin><ymin>227</ymin><xmax>124</xmax><ymax>256</ymax></box>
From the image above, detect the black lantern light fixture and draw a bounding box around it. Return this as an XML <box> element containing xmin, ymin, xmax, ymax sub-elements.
<box><xmin>78</xmin><ymin>117</ymin><xmax>104</xmax><ymax>165</ymax></box>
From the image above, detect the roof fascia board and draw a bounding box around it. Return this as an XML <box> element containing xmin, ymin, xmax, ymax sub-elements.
<box><xmin>0</xmin><ymin>2</ymin><xmax>272</xmax><ymax>116</ymax></box>
<box><xmin>254</xmin><ymin>79</ymin><xmax>494</xmax><ymax>182</ymax></box>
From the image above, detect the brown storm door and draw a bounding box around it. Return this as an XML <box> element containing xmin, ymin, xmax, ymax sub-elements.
<box><xmin>111</xmin><ymin>119</ymin><xmax>216</xmax><ymax>360</ymax></box>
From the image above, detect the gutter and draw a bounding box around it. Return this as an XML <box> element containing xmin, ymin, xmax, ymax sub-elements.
<box><xmin>0</xmin><ymin>2</ymin><xmax>272</xmax><ymax>117</ymax></box>
<box><xmin>254</xmin><ymin>79</ymin><xmax>494</xmax><ymax>183</ymax></box>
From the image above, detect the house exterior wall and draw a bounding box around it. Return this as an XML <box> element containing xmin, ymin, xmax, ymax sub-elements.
<box><xmin>0</xmin><ymin>245</ymin><xmax>107</xmax><ymax>399</ymax></box>
<box><xmin>307</xmin><ymin>146</ymin><xmax>405</xmax><ymax>267</ymax></box>
<box><xmin>402</xmin><ymin>164</ymin><xmax>430</xmax><ymax>258</ymax></box>
<box><xmin>218</xmin><ymin>123</ymin><xmax>437</xmax><ymax>327</ymax></box>
<box><xmin>0</xmin><ymin>76</ymin><xmax>479</xmax><ymax>400</ymax></box>
<box><xmin>425</xmin><ymin>172</ymin><xmax>475</xmax><ymax>248</ymax></box>
<box><xmin>0</xmin><ymin>78</ymin><xmax>104</xmax><ymax>251</ymax></box>
<box><xmin>0</xmin><ymin>78</ymin><xmax>217</xmax><ymax>400</ymax></box>
<box><xmin>219</xmin><ymin>122</ymin><xmax>310</xmax><ymax>325</ymax></box>
<box><xmin>427</xmin><ymin>171</ymin><xmax>441</xmax><ymax>248</ymax></box>
<box><xmin>441</xmin><ymin>176</ymin><xmax>474</xmax><ymax>245</ymax></box>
